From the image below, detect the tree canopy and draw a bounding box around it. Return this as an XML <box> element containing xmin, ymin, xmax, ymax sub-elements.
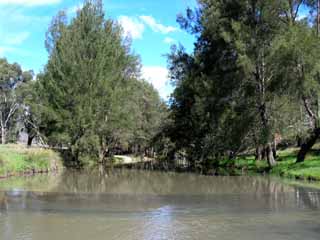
<box><xmin>30</xmin><ymin>0</ymin><xmax>165</xmax><ymax>165</ymax></box>
<box><xmin>165</xmin><ymin>0</ymin><xmax>320</xmax><ymax>172</ymax></box>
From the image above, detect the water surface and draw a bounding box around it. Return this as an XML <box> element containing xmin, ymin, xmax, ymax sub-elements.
<box><xmin>0</xmin><ymin>169</ymin><xmax>319</xmax><ymax>240</ymax></box>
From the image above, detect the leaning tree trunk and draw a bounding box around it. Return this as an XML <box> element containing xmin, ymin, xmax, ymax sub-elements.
<box><xmin>297</xmin><ymin>95</ymin><xmax>320</xmax><ymax>163</ymax></box>
<box><xmin>297</xmin><ymin>128</ymin><xmax>320</xmax><ymax>163</ymax></box>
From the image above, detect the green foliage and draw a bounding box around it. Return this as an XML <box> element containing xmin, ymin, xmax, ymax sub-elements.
<box><xmin>167</xmin><ymin>0</ymin><xmax>281</xmax><ymax>168</ymax></box>
<box><xmin>165</xmin><ymin>0</ymin><xmax>320</xmax><ymax>170</ymax></box>
<box><xmin>271</xmin><ymin>24</ymin><xmax>320</xmax><ymax>98</ymax></box>
<box><xmin>35</xmin><ymin>0</ymin><xmax>164</xmax><ymax>165</ymax></box>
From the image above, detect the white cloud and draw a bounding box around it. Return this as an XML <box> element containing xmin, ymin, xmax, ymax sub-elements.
<box><xmin>3</xmin><ymin>32</ymin><xmax>30</xmax><ymax>45</ymax></box>
<box><xmin>142</xmin><ymin>66</ymin><xmax>173</xmax><ymax>99</ymax></box>
<box><xmin>164</xmin><ymin>37</ymin><xmax>176</xmax><ymax>44</ymax></box>
<box><xmin>139</xmin><ymin>15</ymin><xmax>178</xmax><ymax>34</ymax></box>
<box><xmin>117</xmin><ymin>15</ymin><xmax>178</xmax><ymax>39</ymax></box>
<box><xmin>118</xmin><ymin>16</ymin><xmax>145</xmax><ymax>39</ymax></box>
<box><xmin>0</xmin><ymin>0</ymin><xmax>61</xmax><ymax>6</ymax></box>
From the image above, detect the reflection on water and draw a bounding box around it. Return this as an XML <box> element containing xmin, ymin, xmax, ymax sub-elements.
<box><xmin>0</xmin><ymin>169</ymin><xmax>320</xmax><ymax>240</ymax></box>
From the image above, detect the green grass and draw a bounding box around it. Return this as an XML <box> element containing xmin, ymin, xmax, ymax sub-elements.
<box><xmin>272</xmin><ymin>157</ymin><xmax>320</xmax><ymax>181</ymax></box>
<box><xmin>230</xmin><ymin>147</ymin><xmax>320</xmax><ymax>181</ymax></box>
<box><xmin>0</xmin><ymin>144</ymin><xmax>63</xmax><ymax>177</ymax></box>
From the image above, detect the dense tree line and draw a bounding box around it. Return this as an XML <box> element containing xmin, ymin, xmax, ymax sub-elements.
<box><xmin>0</xmin><ymin>0</ymin><xmax>165</xmax><ymax>166</ymax></box>
<box><xmin>2</xmin><ymin>0</ymin><xmax>320</xmax><ymax>171</ymax></box>
<box><xmin>164</xmin><ymin>0</ymin><xmax>320</xmax><ymax>171</ymax></box>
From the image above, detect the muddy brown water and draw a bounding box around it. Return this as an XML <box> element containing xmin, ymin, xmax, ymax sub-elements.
<box><xmin>0</xmin><ymin>169</ymin><xmax>319</xmax><ymax>240</ymax></box>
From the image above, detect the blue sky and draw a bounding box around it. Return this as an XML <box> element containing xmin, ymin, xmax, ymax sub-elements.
<box><xmin>0</xmin><ymin>0</ymin><xmax>197</xmax><ymax>99</ymax></box>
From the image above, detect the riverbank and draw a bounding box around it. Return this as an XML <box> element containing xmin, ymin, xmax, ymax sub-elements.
<box><xmin>1</xmin><ymin>144</ymin><xmax>318</xmax><ymax>183</ymax></box>
<box><xmin>229</xmin><ymin>148</ymin><xmax>320</xmax><ymax>181</ymax></box>
<box><xmin>0</xmin><ymin>144</ymin><xmax>62</xmax><ymax>178</ymax></box>
<box><xmin>114</xmin><ymin>149</ymin><xmax>320</xmax><ymax>182</ymax></box>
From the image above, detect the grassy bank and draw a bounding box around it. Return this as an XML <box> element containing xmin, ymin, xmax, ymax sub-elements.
<box><xmin>229</xmin><ymin>148</ymin><xmax>320</xmax><ymax>181</ymax></box>
<box><xmin>0</xmin><ymin>144</ymin><xmax>63</xmax><ymax>178</ymax></box>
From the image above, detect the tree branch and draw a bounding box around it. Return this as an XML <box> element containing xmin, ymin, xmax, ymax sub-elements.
<box><xmin>4</xmin><ymin>102</ymin><xmax>18</xmax><ymax>127</ymax></box>
<box><xmin>302</xmin><ymin>96</ymin><xmax>316</xmax><ymax>123</ymax></box>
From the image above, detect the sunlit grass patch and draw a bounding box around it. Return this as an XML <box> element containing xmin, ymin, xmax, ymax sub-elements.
<box><xmin>0</xmin><ymin>144</ymin><xmax>62</xmax><ymax>177</ymax></box>
<box><xmin>227</xmin><ymin>147</ymin><xmax>320</xmax><ymax>181</ymax></box>
<box><xmin>271</xmin><ymin>148</ymin><xmax>320</xmax><ymax>181</ymax></box>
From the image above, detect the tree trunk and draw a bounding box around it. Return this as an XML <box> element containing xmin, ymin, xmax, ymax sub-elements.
<box><xmin>317</xmin><ymin>0</ymin><xmax>320</xmax><ymax>36</ymax></box>
<box><xmin>272</xmin><ymin>146</ymin><xmax>277</xmax><ymax>160</ymax></box>
<box><xmin>296</xmin><ymin>135</ymin><xmax>302</xmax><ymax>147</ymax></box>
<box><xmin>297</xmin><ymin>128</ymin><xmax>320</xmax><ymax>163</ymax></box>
<box><xmin>27</xmin><ymin>135</ymin><xmax>34</xmax><ymax>147</ymax></box>
<box><xmin>266</xmin><ymin>143</ymin><xmax>276</xmax><ymax>167</ymax></box>
<box><xmin>99</xmin><ymin>143</ymin><xmax>107</xmax><ymax>165</ymax></box>
<box><xmin>255</xmin><ymin>146</ymin><xmax>262</xmax><ymax>161</ymax></box>
<box><xmin>1</xmin><ymin>126</ymin><xmax>6</xmax><ymax>144</ymax></box>
<box><xmin>262</xmin><ymin>147</ymin><xmax>267</xmax><ymax>160</ymax></box>
<box><xmin>272</xmin><ymin>140</ymin><xmax>277</xmax><ymax>160</ymax></box>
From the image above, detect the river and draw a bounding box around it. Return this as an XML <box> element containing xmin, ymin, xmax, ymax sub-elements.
<box><xmin>0</xmin><ymin>169</ymin><xmax>319</xmax><ymax>240</ymax></box>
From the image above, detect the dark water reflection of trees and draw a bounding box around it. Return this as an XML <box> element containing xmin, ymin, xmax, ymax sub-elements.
<box><xmin>0</xmin><ymin>170</ymin><xmax>319</xmax><ymax>213</ymax></box>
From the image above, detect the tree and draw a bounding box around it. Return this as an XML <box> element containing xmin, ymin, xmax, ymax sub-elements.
<box><xmin>0</xmin><ymin>58</ymin><xmax>32</xmax><ymax>144</ymax></box>
<box><xmin>18</xmin><ymin>79</ymin><xmax>45</xmax><ymax>147</ymax></box>
<box><xmin>305</xmin><ymin>0</ymin><xmax>320</xmax><ymax>35</ymax></box>
<box><xmin>37</xmin><ymin>0</ymin><xmax>164</xmax><ymax>165</ymax></box>
<box><xmin>168</xmin><ymin>0</ymin><xmax>290</xmax><ymax>169</ymax></box>
<box><xmin>166</xmin><ymin>0</ymin><xmax>320</xmax><ymax>170</ymax></box>
<box><xmin>270</xmin><ymin>23</ymin><xmax>320</xmax><ymax>162</ymax></box>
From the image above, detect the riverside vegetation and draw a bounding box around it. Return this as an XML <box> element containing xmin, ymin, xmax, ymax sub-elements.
<box><xmin>0</xmin><ymin>144</ymin><xmax>62</xmax><ymax>178</ymax></box>
<box><xmin>229</xmin><ymin>148</ymin><xmax>320</xmax><ymax>181</ymax></box>
<box><xmin>0</xmin><ymin>0</ymin><xmax>320</xmax><ymax>182</ymax></box>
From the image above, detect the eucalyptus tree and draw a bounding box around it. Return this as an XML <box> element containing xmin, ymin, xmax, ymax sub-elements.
<box><xmin>18</xmin><ymin>78</ymin><xmax>47</xmax><ymax>147</ymax></box>
<box><xmin>0</xmin><ymin>58</ymin><xmax>32</xmax><ymax>144</ymax></box>
<box><xmin>270</xmin><ymin>23</ymin><xmax>320</xmax><ymax>162</ymax></box>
